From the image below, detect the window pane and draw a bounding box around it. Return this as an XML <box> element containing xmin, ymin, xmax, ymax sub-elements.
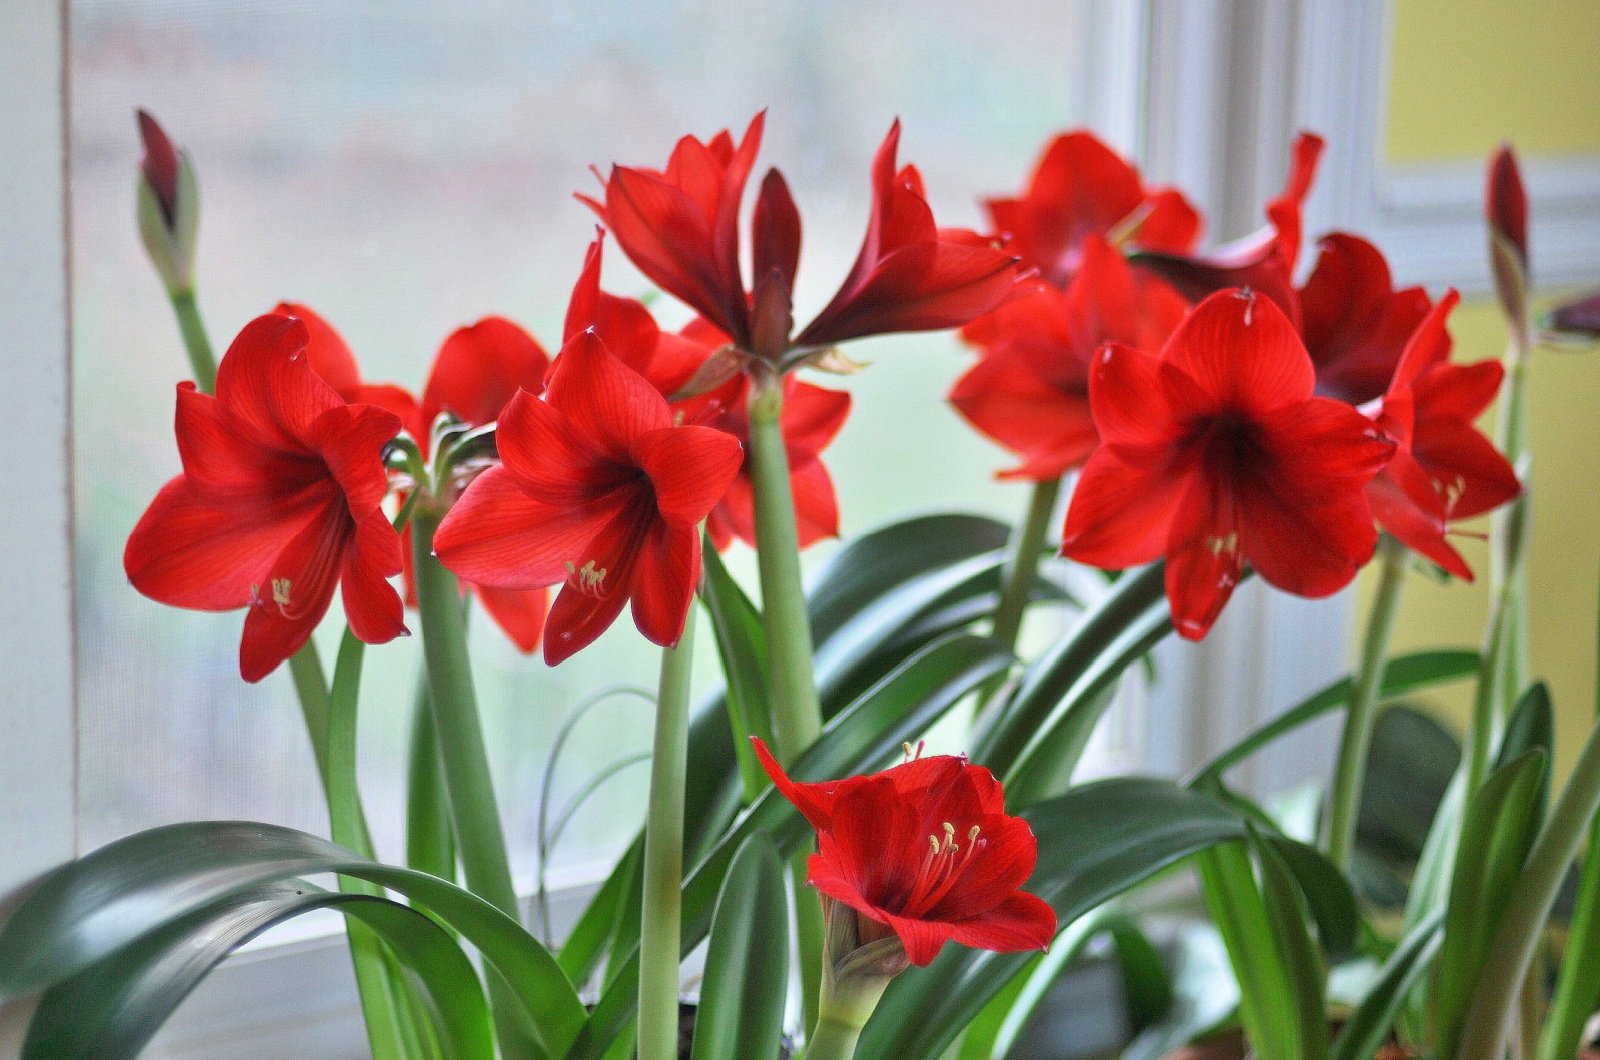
<box><xmin>71</xmin><ymin>0</ymin><xmax>1102</xmax><ymax>878</ymax></box>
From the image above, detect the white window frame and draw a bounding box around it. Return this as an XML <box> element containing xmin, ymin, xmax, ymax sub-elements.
<box><xmin>19</xmin><ymin>0</ymin><xmax>1599</xmax><ymax>1052</ymax></box>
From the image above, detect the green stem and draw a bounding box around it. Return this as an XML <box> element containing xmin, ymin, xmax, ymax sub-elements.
<box><xmin>406</xmin><ymin>675</ymin><xmax>456</xmax><ymax>880</ymax></box>
<box><xmin>990</xmin><ymin>477</ymin><xmax>1062</xmax><ymax>654</ymax></box>
<box><xmin>409</xmin><ymin>509</ymin><xmax>518</xmax><ymax>917</ymax></box>
<box><xmin>411</xmin><ymin>509</ymin><xmax>541</xmax><ymax>1060</ymax></box>
<box><xmin>1327</xmin><ymin>534</ymin><xmax>1409</xmax><ymax>869</ymax></box>
<box><xmin>1454</xmin><ymin>709</ymin><xmax>1600</xmax><ymax>1060</ymax></box>
<box><xmin>638</xmin><ymin>607</ymin><xmax>697</xmax><ymax>1060</ymax></box>
<box><xmin>169</xmin><ymin>288</ymin><xmax>217</xmax><ymax>395</ymax></box>
<box><xmin>747</xmin><ymin>377</ymin><xmax>826</xmax><ymax>1034</ymax></box>
<box><xmin>807</xmin><ymin>968</ymin><xmax>894</xmax><ymax>1060</ymax></box>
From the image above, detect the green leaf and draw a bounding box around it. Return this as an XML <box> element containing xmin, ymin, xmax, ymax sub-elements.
<box><xmin>857</xmin><ymin>779</ymin><xmax>1250</xmax><ymax>1060</ymax></box>
<box><xmin>1356</xmin><ymin>704</ymin><xmax>1461</xmax><ymax>871</ymax></box>
<box><xmin>558</xmin><ymin>836</ymin><xmax>640</xmax><ymax>987</ymax></box>
<box><xmin>1194</xmin><ymin>841</ymin><xmax>1301</xmax><ymax>1060</ymax></box>
<box><xmin>0</xmin><ymin>822</ymin><xmax>586</xmax><ymax>1060</ymax></box>
<box><xmin>1498</xmin><ymin>681</ymin><xmax>1554</xmax><ymax>825</ymax></box>
<box><xmin>690</xmin><ymin>833</ymin><xmax>789</xmax><ymax>1060</ymax></box>
<box><xmin>1434</xmin><ymin>748</ymin><xmax>1548</xmax><ymax>1060</ymax></box>
<box><xmin>975</xmin><ymin>563</ymin><xmax>1170</xmax><ymax>786</ymax></box>
<box><xmin>700</xmin><ymin>538</ymin><xmax>775</xmax><ymax>802</ymax></box>
<box><xmin>1541</xmin><ymin>786</ymin><xmax>1600</xmax><ymax>1060</ymax></box>
<box><xmin>1330</xmin><ymin>910</ymin><xmax>1443</xmax><ymax>1060</ymax></box>
<box><xmin>22</xmin><ymin>882</ymin><xmax>493</xmax><ymax>1060</ymax></box>
<box><xmin>1191</xmin><ymin>650</ymin><xmax>1479</xmax><ymax>786</ymax></box>
<box><xmin>1248</xmin><ymin>824</ymin><xmax>1328</xmax><ymax>1060</ymax></box>
<box><xmin>564</xmin><ymin>632</ymin><xmax>1014</xmax><ymax>1060</ymax></box>
<box><xmin>1122</xmin><ymin>924</ymin><xmax>1239</xmax><ymax>1060</ymax></box>
<box><xmin>807</xmin><ymin>513</ymin><xmax>1013</xmax><ymax>644</ymax></box>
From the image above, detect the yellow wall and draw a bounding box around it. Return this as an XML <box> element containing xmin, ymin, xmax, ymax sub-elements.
<box><xmin>1372</xmin><ymin>1</ymin><xmax>1600</xmax><ymax>780</ymax></box>
<box><xmin>1387</xmin><ymin>0</ymin><xmax>1600</xmax><ymax>161</ymax></box>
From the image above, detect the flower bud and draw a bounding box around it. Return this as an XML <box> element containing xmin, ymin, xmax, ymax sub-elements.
<box><xmin>1486</xmin><ymin>144</ymin><xmax>1530</xmax><ymax>338</ymax></box>
<box><xmin>136</xmin><ymin>109</ymin><xmax>200</xmax><ymax>296</ymax></box>
<box><xmin>1544</xmin><ymin>289</ymin><xmax>1600</xmax><ymax>342</ymax></box>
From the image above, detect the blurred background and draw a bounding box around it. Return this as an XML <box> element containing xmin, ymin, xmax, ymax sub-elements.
<box><xmin>2</xmin><ymin>0</ymin><xmax>1598</xmax><ymax>1054</ymax></box>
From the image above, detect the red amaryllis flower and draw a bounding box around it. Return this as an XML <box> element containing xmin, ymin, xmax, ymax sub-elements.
<box><xmin>1132</xmin><ymin>133</ymin><xmax>1325</xmax><ymax>326</ymax></box>
<box><xmin>1299</xmin><ymin>234</ymin><xmax>1433</xmax><ymax>406</ymax></box>
<box><xmin>752</xmin><ymin>737</ymin><xmax>1056</xmax><ymax>968</ymax></box>
<box><xmin>432</xmin><ymin>330</ymin><xmax>744</xmax><ymax>665</ymax></box>
<box><xmin>1061</xmin><ymin>288</ymin><xmax>1394</xmax><ymax>640</ymax></box>
<box><xmin>269</xmin><ymin>304</ymin><xmax>553</xmax><ymax>653</ymax></box>
<box><xmin>951</xmin><ymin>234</ymin><xmax>1189</xmax><ymax>480</ymax></box>
<box><xmin>586</xmin><ymin>114</ymin><xmax>1024</xmax><ymax>363</ymax></box>
<box><xmin>124</xmin><ymin>314</ymin><xmax>408</xmax><ymax>682</ymax></box>
<box><xmin>981</xmin><ymin>129</ymin><xmax>1201</xmax><ymax>288</ymax></box>
<box><xmin>1366</xmin><ymin>290</ymin><xmax>1521</xmax><ymax>579</ymax></box>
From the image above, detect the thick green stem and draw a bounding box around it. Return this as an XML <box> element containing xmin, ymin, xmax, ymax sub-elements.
<box><xmin>1454</xmin><ymin>710</ymin><xmax>1600</xmax><ymax>1060</ymax></box>
<box><xmin>1327</xmin><ymin>534</ymin><xmax>1409</xmax><ymax>869</ymax></box>
<box><xmin>990</xmin><ymin>477</ymin><xmax>1062</xmax><ymax>653</ymax></box>
<box><xmin>406</xmin><ymin>676</ymin><xmax>456</xmax><ymax>880</ymax></box>
<box><xmin>169</xmin><ymin>288</ymin><xmax>217</xmax><ymax>395</ymax></box>
<box><xmin>409</xmin><ymin>509</ymin><xmax>518</xmax><ymax>917</ymax></box>
<box><xmin>747</xmin><ymin>378</ymin><xmax>826</xmax><ymax>1033</ymax></box>
<box><xmin>638</xmin><ymin>608</ymin><xmax>697</xmax><ymax>1060</ymax></box>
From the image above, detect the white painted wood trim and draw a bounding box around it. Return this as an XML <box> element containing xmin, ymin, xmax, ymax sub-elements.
<box><xmin>0</xmin><ymin>0</ymin><xmax>77</xmax><ymax>894</ymax></box>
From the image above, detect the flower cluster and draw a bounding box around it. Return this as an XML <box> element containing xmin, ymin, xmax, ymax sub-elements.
<box><xmin>951</xmin><ymin>130</ymin><xmax>1521</xmax><ymax>638</ymax></box>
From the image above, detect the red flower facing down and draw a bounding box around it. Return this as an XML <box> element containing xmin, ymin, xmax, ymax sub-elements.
<box><xmin>269</xmin><ymin>303</ymin><xmax>553</xmax><ymax>653</ymax></box>
<box><xmin>752</xmin><ymin>738</ymin><xmax>1056</xmax><ymax>968</ymax></box>
<box><xmin>1133</xmin><ymin>133</ymin><xmax>1325</xmax><ymax>326</ymax></box>
<box><xmin>1061</xmin><ymin>288</ymin><xmax>1394</xmax><ymax>640</ymax></box>
<box><xmin>124</xmin><ymin>314</ymin><xmax>408</xmax><ymax>682</ymax></box>
<box><xmin>981</xmin><ymin>129</ymin><xmax>1202</xmax><ymax>288</ymax></box>
<box><xmin>951</xmin><ymin>234</ymin><xmax>1189</xmax><ymax>480</ymax></box>
<box><xmin>586</xmin><ymin>113</ymin><xmax>1025</xmax><ymax>364</ymax></box>
<box><xmin>1366</xmin><ymin>291</ymin><xmax>1521</xmax><ymax>579</ymax></box>
<box><xmin>432</xmin><ymin>330</ymin><xmax>744</xmax><ymax>665</ymax></box>
<box><xmin>1299</xmin><ymin>234</ymin><xmax>1433</xmax><ymax>406</ymax></box>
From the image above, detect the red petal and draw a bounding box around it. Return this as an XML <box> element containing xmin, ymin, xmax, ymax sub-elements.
<box><xmin>753</xmin><ymin>168</ymin><xmax>802</xmax><ymax>298</ymax></box>
<box><xmin>305</xmin><ymin>403</ymin><xmax>402</xmax><ymax>513</ymax></box>
<box><xmin>1391</xmin><ymin>290</ymin><xmax>1461</xmax><ymax>393</ymax></box>
<box><xmin>1367</xmin><ymin>459</ymin><xmax>1473</xmax><ymax>581</ymax></box>
<box><xmin>781</xmin><ymin>380</ymin><xmax>851</xmax><ymax>455</ymax></box>
<box><xmin>473</xmin><ymin>584</ymin><xmax>549</xmax><ymax>654</ymax></box>
<box><xmin>237</xmin><ymin>501</ymin><xmax>351</xmax><ymax>681</ymax></box>
<box><xmin>1132</xmin><ymin>188</ymin><xmax>1202</xmax><ymax>255</ymax></box>
<box><xmin>631</xmin><ymin>424</ymin><xmax>745</xmax><ymax>528</ymax></box>
<box><xmin>628</xmin><ymin>520</ymin><xmax>700</xmax><ymax>648</ymax></box>
<box><xmin>919</xmin><ymin>814</ymin><xmax>1039</xmax><ymax>921</ymax></box>
<box><xmin>542</xmin><ymin>501</ymin><xmax>656</xmax><ymax>664</ymax></box>
<box><xmin>544</xmin><ymin>330</ymin><xmax>673</xmax><ymax>459</ymax></box>
<box><xmin>709</xmin><ymin>474</ymin><xmax>756</xmax><ymax>549</ymax></box>
<box><xmin>339</xmin><ymin>509</ymin><xmax>407</xmax><ymax>645</ymax></box>
<box><xmin>492</xmin><ymin>388</ymin><xmax>630</xmax><ymax>507</ymax></box>
<box><xmin>1412</xmin><ymin>357</ymin><xmax>1502</xmax><ymax>424</ymax></box>
<box><xmin>949</xmin><ymin>352</ymin><xmax>1098</xmax><ymax>480</ymax></box>
<box><xmin>788</xmin><ymin>457</ymin><xmax>842</xmax><ymax>549</ymax></box>
<box><xmin>173</xmin><ymin>384</ymin><xmax>325</xmax><ymax>504</ymax></box>
<box><xmin>878</xmin><ymin>910</ymin><xmax>959</xmax><ymax>968</ymax></box>
<box><xmin>124</xmin><ymin>476</ymin><xmax>315</xmax><ymax>611</ymax></box>
<box><xmin>751</xmin><ymin>736</ymin><xmax>839</xmax><ymax>832</ymax></box>
<box><xmin>1160</xmin><ymin>290</ymin><xmax>1314</xmax><ymax>417</ymax></box>
<box><xmin>563</xmin><ymin>233</ymin><xmax>661</xmax><ymax>376</ymax></box>
<box><xmin>945</xmin><ymin>892</ymin><xmax>1057</xmax><ymax>955</ymax></box>
<box><xmin>216</xmin><ymin>314</ymin><xmax>345</xmax><ymax>452</ymax></box>
<box><xmin>1410</xmin><ymin>416</ymin><xmax>1521</xmax><ymax>522</ymax></box>
<box><xmin>272</xmin><ymin>303</ymin><xmax>363</xmax><ymax>402</ymax></box>
<box><xmin>433</xmin><ymin>465</ymin><xmax>608</xmax><ymax>590</ymax></box>
<box><xmin>422</xmin><ymin>316</ymin><xmax>550</xmax><ymax>430</ymax></box>
<box><xmin>1163</xmin><ymin>472</ymin><xmax>1246</xmax><ymax>641</ymax></box>
<box><xmin>1301</xmin><ymin>234</ymin><xmax>1432</xmax><ymax>405</ymax></box>
<box><xmin>1061</xmin><ymin>451</ymin><xmax>1187</xmax><ymax>570</ymax></box>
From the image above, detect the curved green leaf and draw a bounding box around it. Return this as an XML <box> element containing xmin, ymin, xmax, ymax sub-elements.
<box><xmin>23</xmin><ymin>882</ymin><xmax>491</xmax><ymax>1060</ymax></box>
<box><xmin>857</xmin><ymin>779</ymin><xmax>1249</xmax><ymax>1060</ymax></box>
<box><xmin>690</xmin><ymin>833</ymin><xmax>789</xmax><ymax>1060</ymax></box>
<box><xmin>558</xmin><ymin>836</ymin><xmax>640</xmax><ymax>986</ymax></box>
<box><xmin>0</xmin><ymin>823</ymin><xmax>585</xmax><ymax>1060</ymax></box>
<box><xmin>1357</xmin><ymin>704</ymin><xmax>1461</xmax><ymax>872</ymax></box>
<box><xmin>564</xmin><ymin>632</ymin><xmax>1013</xmax><ymax>1060</ymax></box>
<box><xmin>1330</xmin><ymin>910</ymin><xmax>1443</xmax><ymax>1060</ymax></box>
<box><xmin>1248</xmin><ymin>824</ymin><xmax>1328</xmax><ymax>1060</ymax></box>
<box><xmin>1435</xmin><ymin>748</ymin><xmax>1548</xmax><ymax>1060</ymax></box>
<box><xmin>1191</xmin><ymin>650</ymin><xmax>1480</xmax><ymax>786</ymax></box>
<box><xmin>700</xmin><ymin>540</ymin><xmax>774</xmax><ymax>802</ymax></box>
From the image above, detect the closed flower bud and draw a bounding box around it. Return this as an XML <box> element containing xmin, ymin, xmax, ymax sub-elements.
<box><xmin>135</xmin><ymin>109</ymin><xmax>200</xmax><ymax>296</ymax></box>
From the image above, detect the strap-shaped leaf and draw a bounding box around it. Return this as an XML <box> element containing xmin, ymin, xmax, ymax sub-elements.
<box><xmin>856</xmin><ymin>779</ymin><xmax>1249</xmax><ymax>1060</ymax></box>
<box><xmin>563</xmin><ymin>631</ymin><xmax>1012</xmax><ymax>1060</ymax></box>
<box><xmin>700</xmin><ymin>541</ymin><xmax>775</xmax><ymax>802</ymax></box>
<box><xmin>1247</xmin><ymin>824</ymin><xmax>1328</xmax><ymax>1060</ymax></box>
<box><xmin>0</xmin><ymin>823</ymin><xmax>585</xmax><ymax>1060</ymax></box>
<box><xmin>690</xmin><ymin>833</ymin><xmax>789</xmax><ymax>1060</ymax></box>
<box><xmin>22</xmin><ymin>882</ymin><xmax>492</xmax><ymax>1060</ymax></box>
<box><xmin>1330</xmin><ymin>910</ymin><xmax>1444</xmax><ymax>1060</ymax></box>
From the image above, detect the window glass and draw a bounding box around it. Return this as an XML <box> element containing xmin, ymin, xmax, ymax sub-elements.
<box><xmin>71</xmin><ymin>0</ymin><xmax>1102</xmax><ymax>879</ymax></box>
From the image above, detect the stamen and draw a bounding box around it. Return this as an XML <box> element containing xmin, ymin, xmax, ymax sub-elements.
<box><xmin>565</xmin><ymin>559</ymin><xmax>609</xmax><ymax>595</ymax></box>
<box><xmin>1233</xmin><ymin>287</ymin><xmax>1257</xmax><ymax>326</ymax></box>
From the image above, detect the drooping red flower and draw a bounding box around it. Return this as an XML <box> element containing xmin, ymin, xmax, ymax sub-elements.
<box><xmin>1132</xmin><ymin>133</ymin><xmax>1325</xmax><ymax>326</ymax></box>
<box><xmin>1061</xmin><ymin>288</ymin><xmax>1394</xmax><ymax>640</ymax></box>
<box><xmin>432</xmin><ymin>330</ymin><xmax>744</xmax><ymax>665</ymax></box>
<box><xmin>1299</xmin><ymin>234</ymin><xmax>1433</xmax><ymax>406</ymax></box>
<box><xmin>268</xmin><ymin>304</ymin><xmax>552</xmax><ymax>653</ymax></box>
<box><xmin>752</xmin><ymin>737</ymin><xmax>1056</xmax><ymax>968</ymax></box>
<box><xmin>585</xmin><ymin>114</ymin><xmax>1024</xmax><ymax>363</ymax></box>
<box><xmin>981</xmin><ymin>129</ymin><xmax>1201</xmax><ymax>288</ymax></box>
<box><xmin>794</xmin><ymin>121</ymin><xmax>1025</xmax><ymax>348</ymax></box>
<box><xmin>136</xmin><ymin>109</ymin><xmax>180</xmax><ymax>225</ymax></box>
<box><xmin>951</xmin><ymin>234</ymin><xmax>1189</xmax><ymax>480</ymax></box>
<box><xmin>124</xmin><ymin>314</ymin><xmax>408</xmax><ymax>682</ymax></box>
<box><xmin>1366</xmin><ymin>290</ymin><xmax>1521</xmax><ymax>579</ymax></box>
